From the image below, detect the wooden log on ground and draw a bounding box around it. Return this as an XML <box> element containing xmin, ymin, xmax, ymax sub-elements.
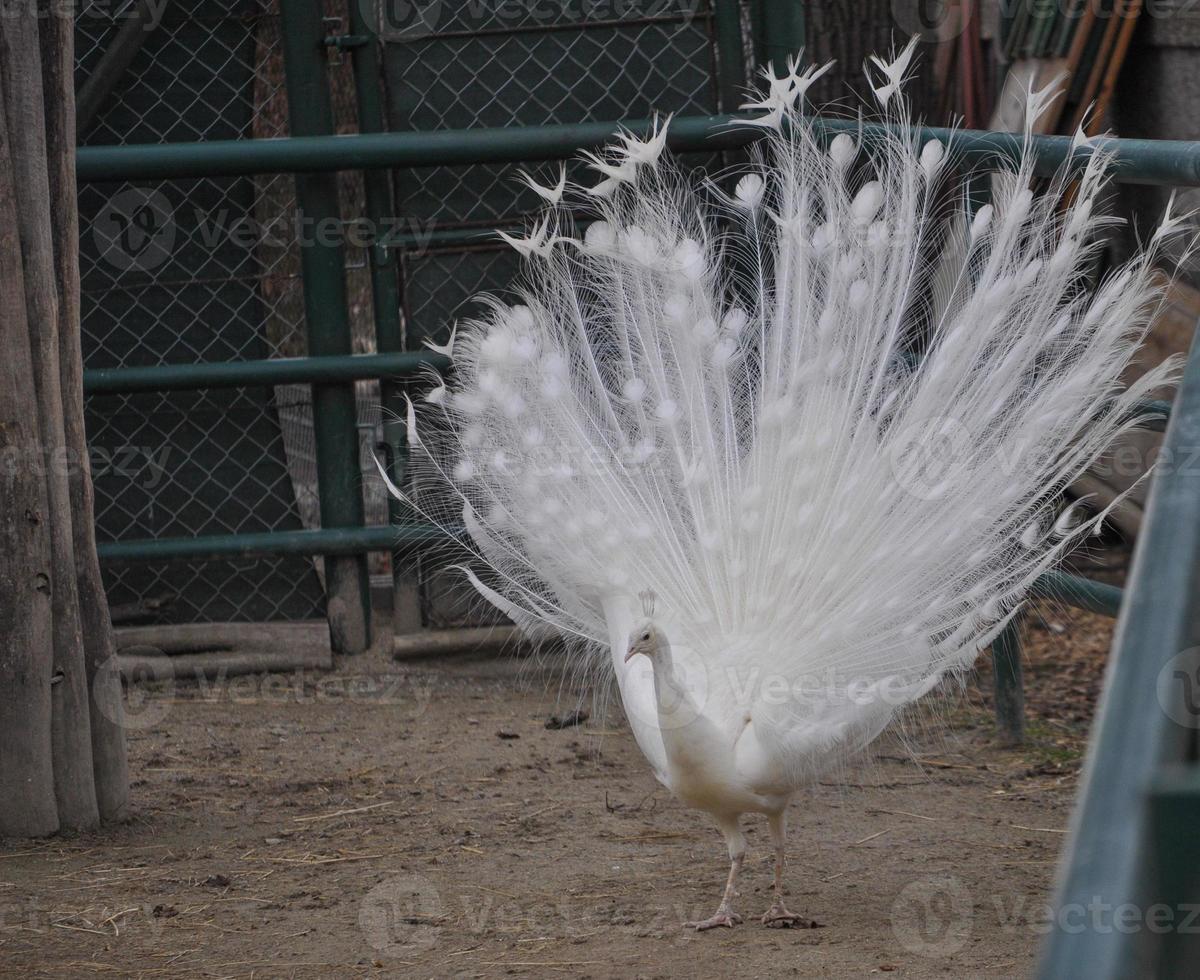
<box><xmin>116</xmin><ymin>621</ymin><xmax>332</xmax><ymax>655</ymax></box>
<box><xmin>118</xmin><ymin>648</ymin><xmax>333</xmax><ymax>683</ymax></box>
<box><xmin>393</xmin><ymin>626</ymin><xmax>526</xmax><ymax>660</ymax></box>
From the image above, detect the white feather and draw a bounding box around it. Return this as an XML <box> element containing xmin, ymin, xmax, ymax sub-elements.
<box><xmin>386</xmin><ymin>54</ymin><xmax>1180</xmax><ymax>906</ymax></box>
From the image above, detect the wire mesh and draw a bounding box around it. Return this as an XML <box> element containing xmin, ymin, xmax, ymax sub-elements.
<box><xmin>375</xmin><ymin>1</ymin><xmax>746</xmax><ymax>626</ymax></box>
<box><xmin>76</xmin><ymin>0</ymin><xmax>333</xmax><ymax>623</ymax></box>
<box><xmin>75</xmin><ymin>0</ymin><xmax>755</xmax><ymax>627</ymax></box>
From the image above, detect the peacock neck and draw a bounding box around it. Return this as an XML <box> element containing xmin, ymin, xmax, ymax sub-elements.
<box><xmin>646</xmin><ymin>635</ymin><xmax>701</xmax><ymax>729</ymax></box>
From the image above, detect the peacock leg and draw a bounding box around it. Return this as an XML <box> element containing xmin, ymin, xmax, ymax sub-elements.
<box><xmin>684</xmin><ymin>818</ymin><xmax>745</xmax><ymax>930</ymax></box>
<box><xmin>761</xmin><ymin>811</ymin><xmax>821</xmax><ymax>928</ymax></box>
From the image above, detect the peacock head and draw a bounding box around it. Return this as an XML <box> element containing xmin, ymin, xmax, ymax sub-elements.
<box><xmin>625</xmin><ymin>590</ymin><xmax>665</xmax><ymax>663</ymax></box>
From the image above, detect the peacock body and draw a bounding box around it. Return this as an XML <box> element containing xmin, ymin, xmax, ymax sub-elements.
<box><xmin>388</xmin><ymin>42</ymin><xmax>1183</xmax><ymax>928</ymax></box>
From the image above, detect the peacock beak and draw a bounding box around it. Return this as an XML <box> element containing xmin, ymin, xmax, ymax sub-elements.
<box><xmin>624</xmin><ymin>646</ymin><xmax>640</xmax><ymax>663</ymax></box>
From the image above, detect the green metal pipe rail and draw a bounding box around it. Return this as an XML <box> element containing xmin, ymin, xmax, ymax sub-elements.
<box><xmin>1037</xmin><ymin>320</ymin><xmax>1200</xmax><ymax>979</ymax></box>
<box><xmin>96</xmin><ymin>524</ymin><xmax>446</xmax><ymax>563</ymax></box>
<box><xmin>76</xmin><ymin>116</ymin><xmax>1200</xmax><ymax>187</ymax></box>
<box><xmin>83</xmin><ymin>351</ymin><xmax>448</xmax><ymax>394</ymax></box>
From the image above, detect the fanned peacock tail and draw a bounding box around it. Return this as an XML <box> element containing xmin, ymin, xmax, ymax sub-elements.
<box><xmin>387</xmin><ymin>41</ymin><xmax>1186</xmax><ymax>752</ymax></box>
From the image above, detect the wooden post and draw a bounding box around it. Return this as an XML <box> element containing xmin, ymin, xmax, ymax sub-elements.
<box><xmin>0</xmin><ymin>4</ymin><xmax>129</xmax><ymax>837</ymax></box>
<box><xmin>0</xmin><ymin>73</ymin><xmax>59</xmax><ymax>839</ymax></box>
<box><xmin>42</xmin><ymin>6</ymin><xmax>130</xmax><ymax>823</ymax></box>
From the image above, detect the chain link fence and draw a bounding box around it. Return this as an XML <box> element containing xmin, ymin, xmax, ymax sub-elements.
<box><xmin>378</xmin><ymin>0</ymin><xmax>747</xmax><ymax>626</ymax></box>
<box><xmin>76</xmin><ymin>0</ymin><xmax>377</xmax><ymax>624</ymax></box>
<box><xmin>75</xmin><ymin>0</ymin><xmax>757</xmax><ymax>627</ymax></box>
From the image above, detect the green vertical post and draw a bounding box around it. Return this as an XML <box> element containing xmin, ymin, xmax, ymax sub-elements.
<box><xmin>992</xmin><ymin>619</ymin><xmax>1025</xmax><ymax>745</ymax></box>
<box><xmin>758</xmin><ymin>0</ymin><xmax>806</xmax><ymax>72</ymax></box>
<box><xmin>280</xmin><ymin>0</ymin><xmax>371</xmax><ymax>654</ymax></box>
<box><xmin>713</xmin><ymin>0</ymin><xmax>749</xmax><ymax>114</ymax></box>
<box><xmin>960</xmin><ymin>170</ymin><xmax>1023</xmax><ymax>743</ymax></box>
<box><xmin>345</xmin><ymin>0</ymin><xmax>423</xmax><ymax>634</ymax></box>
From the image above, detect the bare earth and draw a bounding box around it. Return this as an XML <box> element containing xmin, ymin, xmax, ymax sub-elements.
<box><xmin>0</xmin><ymin>599</ymin><xmax>1113</xmax><ymax>980</ymax></box>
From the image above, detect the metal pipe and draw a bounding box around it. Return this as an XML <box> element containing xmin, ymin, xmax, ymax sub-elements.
<box><xmin>1037</xmin><ymin>327</ymin><xmax>1200</xmax><ymax>977</ymax></box>
<box><xmin>991</xmin><ymin>619</ymin><xmax>1025</xmax><ymax>745</ymax></box>
<box><xmin>1031</xmin><ymin>570</ymin><xmax>1124</xmax><ymax>618</ymax></box>
<box><xmin>96</xmin><ymin>524</ymin><xmax>448</xmax><ymax>563</ymax></box>
<box><xmin>82</xmin><ymin>350</ymin><xmax>448</xmax><ymax>395</ymax></box>
<box><xmin>758</xmin><ymin>0</ymin><xmax>806</xmax><ymax>73</ymax></box>
<box><xmin>344</xmin><ymin>0</ymin><xmax>425</xmax><ymax>635</ymax></box>
<box><xmin>76</xmin><ymin>115</ymin><xmax>1200</xmax><ymax>187</ymax></box>
<box><xmin>712</xmin><ymin>1</ymin><xmax>748</xmax><ymax>114</ymax></box>
<box><xmin>280</xmin><ymin>0</ymin><xmax>371</xmax><ymax>655</ymax></box>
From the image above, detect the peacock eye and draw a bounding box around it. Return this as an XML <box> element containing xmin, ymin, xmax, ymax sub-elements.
<box><xmin>641</xmin><ymin>631</ymin><xmax>651</xmax><ymax>641</ymax></box>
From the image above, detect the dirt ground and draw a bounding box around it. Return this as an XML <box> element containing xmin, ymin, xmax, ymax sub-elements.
<box><xmin>0</xmin><ymin>598</ymin><xmax>1116</xmax><ymax>980</ymax></box>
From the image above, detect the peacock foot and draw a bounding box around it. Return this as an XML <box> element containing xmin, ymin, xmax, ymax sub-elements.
<box><xmin>760</xmin><ymin>903</ymin><xmax>822</xmax><ymax>929</ymax></box>
<box><xmin>684</xmin><ymin>909</ymin><xmax>743</xmax><ymax>931</ymax></box>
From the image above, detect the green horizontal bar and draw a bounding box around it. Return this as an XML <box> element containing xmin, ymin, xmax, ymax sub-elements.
<box><xmin>1032</xmin><ymin>570</ymin><xmax>1124</xmax><ymax>617</ymax></box>
<box><xmin>96</xmin><ymin>520</ymin><xmax>1130</xmax><ymax>618</ymax></box>
<box><xmin>96</xmin><ymin>524</ymin><xmax>450</xmax><ymax>563</ymax></box>
<box><xmin>76</xmin><ymin>115</ymin><xmax>1200</xmax><ymax>187</ymax></box>
<box><xmin>383</xmin><ymin>224</ymin><xmax>517</xmax><ymax>250</ymax></box>
<box><xmin>1149</xmin><ymin>765</ymin><xmax>1200</xmax><ymax>802</ymax></box>
<box><xmin>1135</xmin><ymin>398</ymin><xmax>1172</xmax><ymax>433</ymax></box>
<box><xmin>76</xmin><ymin>115</ymin><xmax>748</xmax><ymax>181</ymax></box>
<box><xmin>83</xmin><ymin>350</ymin><xmax>450</xmax><ymax>395</ymax></box>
